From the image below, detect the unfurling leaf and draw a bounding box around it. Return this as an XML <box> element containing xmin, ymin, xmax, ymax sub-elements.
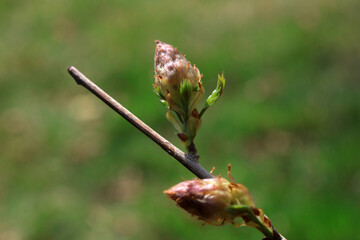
<box><xmin>199</xmin><ymin>74</ymin><xmax>225</xmax><ymax>118</ymax></box>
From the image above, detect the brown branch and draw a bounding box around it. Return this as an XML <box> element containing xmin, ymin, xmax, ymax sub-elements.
<box><xmin>67</xmin><ymin>66</ymin><xmax>213</xmax><ymax>179</ymax></box>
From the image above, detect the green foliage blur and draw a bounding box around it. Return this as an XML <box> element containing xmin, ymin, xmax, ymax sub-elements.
<box><xmin>0</xmin><ymin>0</ymin><xmax>359</xmax><ymax>239</ymax></box>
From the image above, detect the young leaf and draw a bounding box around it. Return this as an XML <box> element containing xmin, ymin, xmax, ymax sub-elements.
<box><xmin>153</xmin><ymin>84</ymin><xmax>169</xmax><ymax>108</ymax></box>
<box><xmin>199</xmin><ymin>74</ymin><xmax>225</xmax><ymax>118</ymax></box>
<box><xmin>206</xmin><ymin>74</ymin><xmax>225</xmax><ymax>106</ymax></box>
<box><xmin>180</xmin><ymin>79</ymin><xmax>192</xmax><ymax>106</ymax></box>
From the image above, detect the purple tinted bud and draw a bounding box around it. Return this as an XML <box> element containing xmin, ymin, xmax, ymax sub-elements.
<box><xmin>164</xmin><ymin>176</ymin><xmax>254</xmax><ymax>226</ymax></box>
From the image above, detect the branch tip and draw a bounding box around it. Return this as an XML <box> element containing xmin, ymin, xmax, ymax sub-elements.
<box><xmin>67</xmin><ymin>66</ymin><xmax>74</xmax><ymax>72</ymax></box>
<box><xmin>67</xmin><ymin>66</ymin><xmax>82</xmax><ymax>85</ymax></box>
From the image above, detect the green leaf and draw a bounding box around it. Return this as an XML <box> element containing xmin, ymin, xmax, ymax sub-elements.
<box><xmin>153</xmin><ymin>84</ymin><xmax>165</xmax><ymax>99</ymax></box>
<box><xmin>205</xmin><ymin>74</ymin><xmax>225</xmax><ymax>107</ymax></box>
<box><xmin>199</xmin><ymin>74</ymin><xmax>225</xmax><ymax>118</ymax></box>
<box><xmin>226</xmin><ymin>205</ymin><xmax>273</xmax><ymax>239</ymax></box>
<box><xmin>160</xmin><ymin>99</ymin><xmax>169</xmax><ymax>108</ymax></box>
<box><xmin>166</xmin><ymin>110</ymin><xmax>182</xmax><ymax>132</ymax></box>
<box><xmin>180</xmin><ymin>79</ymin><xmax>192</xmax><ymax>105</ymax></box>
<box><xmin>153</xmin><ymin>85</ymin><xmax>169</xmax><ymax>108</ymax></box>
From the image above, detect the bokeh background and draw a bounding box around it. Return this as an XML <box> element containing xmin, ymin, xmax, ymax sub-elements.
<box><xmin>1</xmin><ymin>0</ymin><xmax>359</xmax><ymax>239</ymax></box>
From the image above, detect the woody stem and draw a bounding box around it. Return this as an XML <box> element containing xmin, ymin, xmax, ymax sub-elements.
<box><xmin>67</xmin><ymin>66</ymin><xmax>213</xmax><ymax>179</ymax></box>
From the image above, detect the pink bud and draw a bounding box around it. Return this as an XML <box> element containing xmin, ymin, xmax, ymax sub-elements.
<box><xmin>153</xmin><ymin>41</ymin><xmax>205</xmax><ymax>151</ymax></box>
<box><xmin>154</xmin><ymin>40</ymin><xmax>201</xmax><ymax>92</ymax></box>
<box><xmin>164</xmin><ymin>176</ymin><xmax>254</xmax><ymax>226</ymax></box>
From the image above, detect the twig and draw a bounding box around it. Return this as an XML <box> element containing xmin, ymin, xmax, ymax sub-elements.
<box><xmin>67</xmin><ymin>66</ymin><xmax>213</xmax><ymax>179</ymax></box>
<box><xmin>67</xmin><ymin>66</ymin><xmax>286</xmax><ymax>240</ymax></box>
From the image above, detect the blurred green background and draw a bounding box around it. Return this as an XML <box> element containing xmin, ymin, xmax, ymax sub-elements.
<box><xmin>1</xmin><ymin>0</ymin><xmax>359</xmax><ymax>239</ymax></box>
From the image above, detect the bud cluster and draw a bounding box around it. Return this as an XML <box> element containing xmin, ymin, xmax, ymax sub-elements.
<box><xmin>153</xmin><ymin>41</ymin><xmax>225</xmax><ymax>152</ymax></box>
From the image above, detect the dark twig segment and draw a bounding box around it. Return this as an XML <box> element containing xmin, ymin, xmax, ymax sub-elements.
<box><xmin>67</xmin><ymin>66</ymin><xmax>213</xmax><ymax>179</ymax></box>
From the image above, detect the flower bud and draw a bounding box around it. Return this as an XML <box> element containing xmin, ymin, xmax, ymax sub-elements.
<box><xmin>153</xmin><ymin>41</ymin><xmax>204</xmax><ymax>151</ymax></box>
<box><xmin>164</xmin><ymin>176</ymin><xmax>254</xmax><ymax>226</ymax></box>
<box><xmin>154</xmin><ymin>41</ymin><xmax>203</xmax><ymax>103</ymax></box>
